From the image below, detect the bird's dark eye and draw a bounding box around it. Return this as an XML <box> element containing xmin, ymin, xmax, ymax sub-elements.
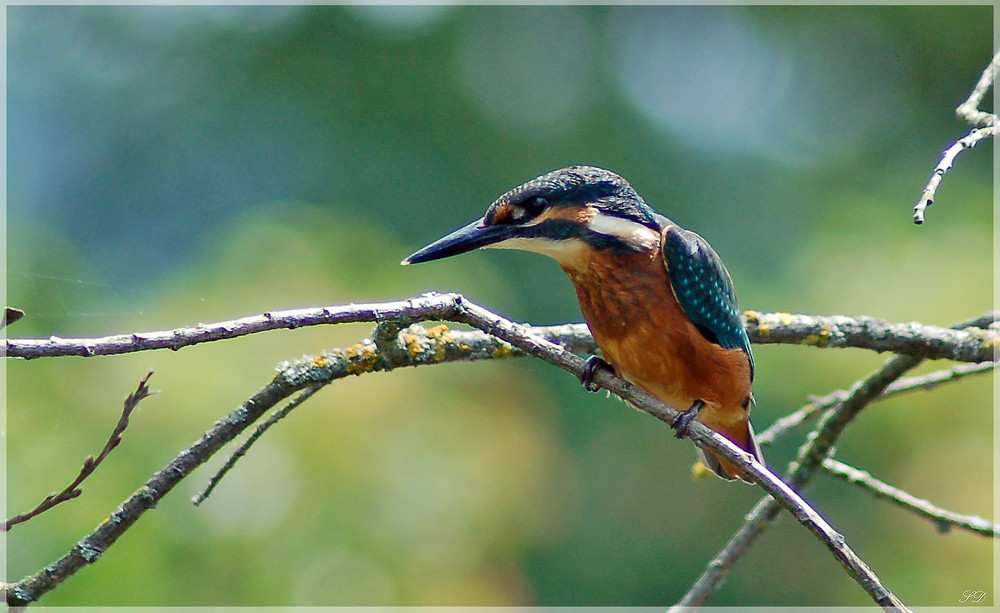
<box><xmin>524</xmin><ymin>196</ymin><xmax>547</xmax><ymax>217</ymax></box>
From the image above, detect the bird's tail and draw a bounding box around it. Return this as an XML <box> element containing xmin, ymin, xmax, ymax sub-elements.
<box><xmin>697</xmin><ymin>419</ymin><xmax>764</xmax><ymax>484</ymax></box>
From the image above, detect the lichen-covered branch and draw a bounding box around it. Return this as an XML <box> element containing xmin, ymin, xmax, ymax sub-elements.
<box><xmin>822</xmin><ymin>458</ymin><xmax>998</xmax><ymax>538</ymax></box>
<box><xmin>447</xmin><ymin>297</ymin><xmax>909</xmax><ymax>611</ymax></box>
<box><xmin>744</xmin><ymin>311</ymin><xmax>995</xmax><ymax>362</ymax></box>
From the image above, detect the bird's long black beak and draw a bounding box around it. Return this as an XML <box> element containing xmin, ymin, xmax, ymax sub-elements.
<box><xmin>401</xmin><ymin>217</ymin><xmax>516</xmax><ymax>265</ymax></box>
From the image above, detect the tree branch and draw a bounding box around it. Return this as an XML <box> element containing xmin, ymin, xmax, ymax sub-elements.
<box><xmin>3</xmin><ymin>372</ymin><xmax>155</xmax><ymax>532</ymax></box>
<box><xmin>6</xmin><ymin>302</ymin><xmax>995</xmax><ymax>363</ymax></box>
<box><xmin>821</xmin><ymin>458</ymin><xmax>998</xmax><ymax>538</ymax></box>
<box><xmin>913</xmin><ymin>51</ymin><xmax>999</xmax><ymax>225</ymax></box>
<box><xmin>744</xmin><ymin>311</ymin><xmax>995</xmax><ymax>362</ymax></box>
<box><xmin>2</xmin><ymin>293</ymin><xmax>911</xmax><ymax>609</ymax></box>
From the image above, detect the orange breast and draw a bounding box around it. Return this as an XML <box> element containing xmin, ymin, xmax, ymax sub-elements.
<box><xmin>561</xmin><ymin>247</ymin><xmax>753</xmax><ymax>434</ymax></box>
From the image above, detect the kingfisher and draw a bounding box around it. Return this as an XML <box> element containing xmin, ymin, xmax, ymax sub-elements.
<box><xmin>402</xmin><ymin>166</ymin><xmax>763</xmax><ymax>482</ymax></box>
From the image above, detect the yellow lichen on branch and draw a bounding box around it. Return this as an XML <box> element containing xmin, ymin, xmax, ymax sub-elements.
<box><xmin>345</xmin><ymin>342</ymin><xmax>380</xmax><ymax>374</ymax></box>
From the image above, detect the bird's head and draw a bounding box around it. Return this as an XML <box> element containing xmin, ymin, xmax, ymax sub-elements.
<box><xmin>402</xmin><ymin>166</ymin><xmax>663</xmax><ymax>268</ymax></box>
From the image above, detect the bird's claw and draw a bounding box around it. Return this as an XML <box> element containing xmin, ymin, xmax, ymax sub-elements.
<box><xmin>581</xmin><ymin>355</ymin><xmax>614</xmax><ymax>392</ymax></box>
<box><xmin>672</xmin><ymin>399</ymin><xmax>706</xmax><ymax>439</ymax></box>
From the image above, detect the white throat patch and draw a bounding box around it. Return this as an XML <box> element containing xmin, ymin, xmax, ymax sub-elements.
<box><xmin>485</xmin><ymin>236</ymin><xmax>587</xmax><ymax>265</ymax></box>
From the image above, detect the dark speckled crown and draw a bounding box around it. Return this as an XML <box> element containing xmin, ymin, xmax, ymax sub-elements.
<box><xmin>499</xmin><ymin>166</ymin><xmax>661</xmax><ymax>230</ymax></box>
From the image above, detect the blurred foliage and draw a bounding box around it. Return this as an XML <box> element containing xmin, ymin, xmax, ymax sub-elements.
<box><xmin>6</xmin><ymin>5</ymin><xmax>994</xmax><ymax>607</ymax></box>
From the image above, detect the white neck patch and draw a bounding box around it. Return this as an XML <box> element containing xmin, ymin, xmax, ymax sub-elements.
<box><xmin>587</xmin><ymin>212</ymin><xmax>660</xmax><ymax>250</ymax></box>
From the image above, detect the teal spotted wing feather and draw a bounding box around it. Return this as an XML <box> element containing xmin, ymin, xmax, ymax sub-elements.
<box><xmin>660</xmin><ymin>223</ymin><xmax>754</xmax><ymax>380</ymax></box>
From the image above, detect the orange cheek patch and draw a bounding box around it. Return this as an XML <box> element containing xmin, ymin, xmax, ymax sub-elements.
<box><xmin>536</xmin><ymin>205</ymin><xmax>595</xmax><ymax>225</ymax></box>
<box><xmin>486</xmin><ymin>201</ymin><xmax>515</xmax><ymax>225</ymax></box>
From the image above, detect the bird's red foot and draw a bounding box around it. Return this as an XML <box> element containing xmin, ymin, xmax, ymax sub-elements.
<box><xmin>671</xmin><ymin>399</ymin><xmax>706</xmax><ymax>439</ymax></box>
<box><xmin>581</xmin><ymin>355</ymin><xmax>615</xmax><ymax>392</ymax></box>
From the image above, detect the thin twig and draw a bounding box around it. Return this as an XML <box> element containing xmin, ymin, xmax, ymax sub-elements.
<box><xmin>755</xmin><ymin>401</ymin><xmax>825</xmax><ymax>448</ymax></box>
<box><xmin>7</xmin><ymin>303</ymin><xmax>996</xmax><ymax>362</ymax></box>
<box><xmin>884</xmin><ymin>360</ymin><xmax>996</xmax><ymax>395</ymax></box>
<box><xmin>822</xmin><ymin>458</ymin><xmax>998</xmax><ymax>538</ymax></box>
<box><xmin>914</xmin><ymin>51</ymin><xmax>999</xmax><ymax>225</ymax></box>
<box><xmin>193</xmin><ymin>386</ymin><xmax>322</xmax><ymax>506</ymax></box>
<box><xmin>956</xmin><ymin>51</ymin><xmax>1000</xmax><ymax>128</ymax></box>
<box><xmin>913</xmin><ymin>125</ymin><xmax>997</xmax><ymax>224</ymax></box>
<box><xmin>676</xmin><ymin>312</ymin><xmax>994</xmax><ymax>607</ymax></box>
<box><xmin>757</xmin><ymin>359</ymin><xmax>997</xmax><ymax>447</ymax></box>
<box><xmin>4</xmin><ymin>372</ymin><xmax>155</xmax><ymax>532</ymax></box>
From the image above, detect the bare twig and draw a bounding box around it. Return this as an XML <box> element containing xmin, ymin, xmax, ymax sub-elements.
<box><xmin>675</xmin><ymin>312</ymin><xmax>993</xmax><ymax>608</ymax></box>
<box><xmin>914</xmin><ymin>51</ymin><xmax>999</xmax><ymax>225</ymax></box>
<box><xmin>192</xmin><ymin>386</ymin><xmax>322</xmax><ymax>506</ymax></box>
<box><xmin>956</xmin><ymin>51</ymin><xmax>1000</xmax><ymax>127</ymax></box>
<box><xmin>822</xmin><ymin>458</ymin><xmax>998</xmax><ymax>538</ymax></box>
<box><xmin>755</xmin><ymin>399</ymin><xmax>826</xmax><ymax>448</ymax></box>
<box><xmin>2</xmin><ymin>294</ymin><xmax>909</xmax><ymax>609</ymax></box>
<box><xmin>4</xmin><ymin>372</ymin><xmax>155</xmax><ymax>532</ymax></box>
<box><xmin>7</xmin><ymin>304</ymin><xmax>995</xmax><ymax>363</ymax></box>
<box><xmin>883</xmin><ymin>360</ymin><xmax>996</xmax><ymax>396</ymax></box>
<box><xmin>5</xmin><ymin>298</ymin><xmax>455</xmax><ymax>359</ymax></box>
<box><xmin>913</xmin><ymin>125</ymin><xmax>997</xmax><ymax>224</ymax></box>
<box><xmin>757</xmin><ymin>359</ymin><xmax>997</xmax><ymax>447</ymax></box>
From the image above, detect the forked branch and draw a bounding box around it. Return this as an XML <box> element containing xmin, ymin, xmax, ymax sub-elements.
<box><xmin>675</xmin><ymin>312</ymin><xmax>994</xmax><ymax>609</ymax></box>
<box><xmin>914</xmin><ymin>51</ymin><xmax>999</xmax><ymax>224</ymax></box>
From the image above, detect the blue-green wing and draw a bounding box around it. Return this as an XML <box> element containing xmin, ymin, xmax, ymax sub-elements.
<box><xmin>660</xmin><ymin>222</ymin><xmax>754</xmax><ymax>380</ymax></box>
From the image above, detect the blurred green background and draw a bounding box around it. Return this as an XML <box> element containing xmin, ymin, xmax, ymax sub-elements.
<box><xmin>6</xmin><ymin>5</ymin><xmax>993</xmax><ymax>607</ymax></box>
